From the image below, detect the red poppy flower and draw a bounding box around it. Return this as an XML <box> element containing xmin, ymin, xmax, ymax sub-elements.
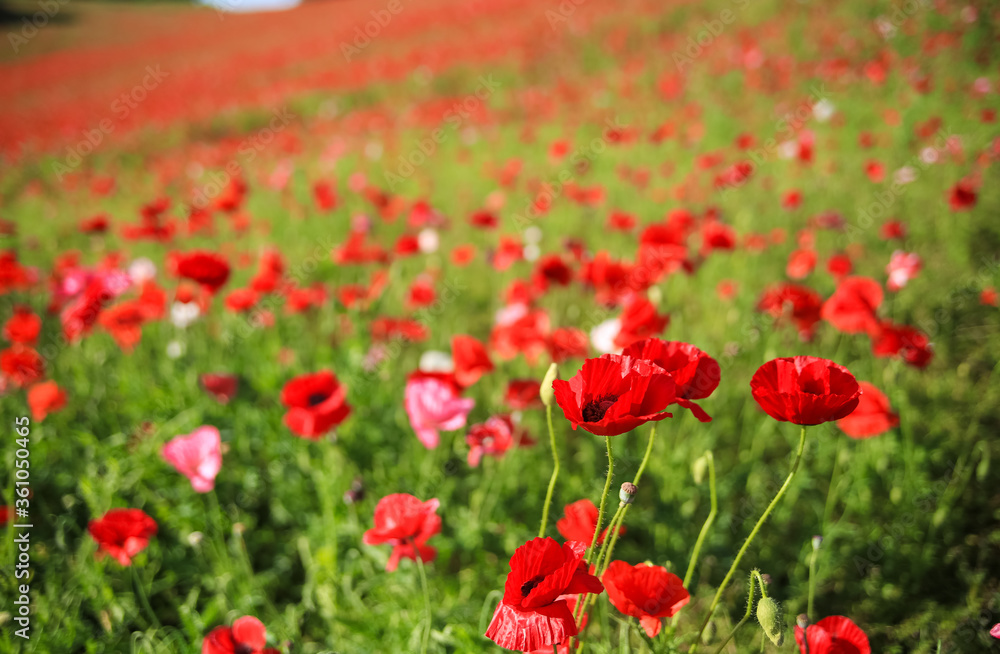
<box><xmin>870</xmin><ymin>321</ymin><xmax>933</xmax><ymax>368</ymax></box>
<box><xmin>552</xmin><ymin>354</ymin><xmax>676</xmax><ymax>436</ymax></box>
<box><xmin>757</xmin><ymin>283</ymin><xmax>823</xmax><ymax>340</ymax></box>
<box><xmin>533</xmin><ymin>255</ymin><xmax>574</xmax><ymax>289</ymax></box>
<box><xmin>3</xmin><ymin>306</ymin><xmax>41</xmax><ymax>345</ymax></box>
<box><xmin>621</xmin><ymin>338</ymin><xmax>720</xmax><ymax>422</ymax></box>
<box><xmin>490</xmin><ymin>308</ymin><xmax>550</xmax><ymax>365</ymax></box>
<box><xmin>879</xmin><ymin>220</ymin><xmax>907</xmax><ymax>240</ymax></box>
<box><xmin>1</xmin><ymin>346</ymin><xmax>44</xmax><ymax>387</ymax></box>
<box><xmin>948</xmin><ymin>180</ymin><xmax>977</xmax><ymax>211</ymax></box>
<box><xmin>452</xmin><ymin>334</ymin><xmax>494</xmax><ymax>388</ymax></box>
<box><xmin>505</xmin><ymin>379</ymin><xmax>543</xmax><ymax>411</ymax></box>
<box><xmin>556</xmin><ymin>499</ymin><xmax>624</xmax><ymax>544</ymax></box>
<box><xmin>821</xmin><ymin>276</ymin><xmax>883</xmax><ymax>334</ymax></box>
<box><xmin>200</xmin><ymin>373</ymin><xmax>239</xmax><ymax>404</ymax></box>
<box><xmin>836</xmin><ymin>381</ymin><xmax>898</xmax><ymax>438</ymax></box>
<box><xmin>175</xmin><ymin>251</ymin><xmax>231</xmax><ymax>293</ymax></box>
<box><xmin>371</xmin><ymin>317</ymin><xmax>428</xmax><ymax>343</ymax></box>
<box><xmin>87</xmin><ymin>508</ymin><xmax>157</xmax><ymax>566</ymax></box>
<box><xmin>98</xmin><ymin>301</ymin><xmax>152</xmax><ymax>353</ymax></box>
<box><xmin>750</xmin><ymin>357</ymin><xmax>861</xmax><ymax>426</ymax></box>
<box><xmin>203</xmin><ymin>616</ymin><xmax>278</xmax><ymax>654</ymax></box>
<box><xmin>466</xmin><ymin>414</ymin><xmax>534</xmax><ymax>466</ymax></box>
<box><xmin>547</xmin><ymin>327</ymin><xmax>588</xmax><ymax>363</ymax></box>
<box><xmin>981</xmin><ymin>287</ymin><xmax>998</xmax><ymax>307</ymax></box>
<box><xmin>224</xmin><ymin>288</ymin><xmax>259</xmax><ymax>313</ymax></box>
<box><xmin>485</xmin><ymin>537</ymin><xmax>603</xmax><ymax>652</ymax></box>
<box><xmin>280</xmin><ymin>371</ymin><xmax>352</xmax><ymax>439</ymax></box>
<box><xmin>363</xmin><ymin>494</ymin><xmax>440</xmax><ymax>572</ymax></box>
<box><xmin>826</xmin><ymin>253</ymin><xmax>853</xmax><ymax>279</ymax></box>
<box><xmin>795</xmin><ymin>615</ymin><xmax>871</xmax><ymax>654</ymax></box>
<box><xmin>602</xmin><ymin>561</ymin><xmax>690</xmax><ymax>637</ymax></box>
<box><xmin>614</xmin><ymin>298</ymin><xmax>670</xmax><ymax>349</ymax></box>
<box><xmin>787</xmin><ymin>249</ymin><xmax>817</xmax><ymax>279</ymax></box>
<box><xmin>27</xmin><ymin>381</ymin><xmax>67</xmax><ymax>421</ymax></box>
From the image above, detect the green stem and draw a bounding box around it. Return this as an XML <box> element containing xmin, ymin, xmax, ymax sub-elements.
<box><xmin>539</xmin><ymin>404</ymin><xmax>561</xmax><ymax>539</ymax></box>
<box><xmin>596</xmin><ymin>425</ymin><xmax>657</xmax><ymax>576</ymax></box>
<box><xmin>130</xmin><ymin>565</ymin><xmax>161</xmax><ymax>629</ymax></box>
<box><xmin>712</xmin><ymin>570</ymin><xmax>767</xmax><ymax>654</ymax></box>
<box><xmin>822</xmin><ymin>440</ymin><xmax>843</xmax><ymax>528</ymax></box>
<box><xmin>690</xmin><ymin>426</ymin><xmax>807</xmax><ymax>653</ymax></box>
<box><xmin>413</xmin><ymin>542</ymin><xmax>431</xmax><ymax>654</ymax></box>
<box><xmin>586</xmin><ymin>436</ymin><xmax>615</xmax><ymax>563</ymax></box>
<box><xmin>682</xmin><ymin>451</ymin><xmax>717</xmax><ymax>590</ymax></box>
<box><xmin>807</xmin><ymin>546</ymin><xmax>818</xmax><ymax>619</ymax></box>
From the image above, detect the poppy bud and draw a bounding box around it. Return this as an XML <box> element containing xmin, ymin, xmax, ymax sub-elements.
<box><xmin>797</xmin><ymin>613</ymin><xmax>810</xmax><ymax>630</ymax></box>
<box><xmin>540</xmin><ymin>363</ymin><xmax>558</xmax><ymax>407</ymax></box>
<box><xmin>701</xmin><ymin>619</ymin><xmax>717</xmax><ymax>644</ymax></box>
<box><xmin>619</xmin><ymin>482</ymin><xmax>637</xmax><ymax>504</ymax></box>
<box><xmin>812</xmin><ymin>535</ymin><xmax>823</xmax><ymax>551</ymax></box>
<box><xmin>692</xmin><ymin>454</ymin><xmax>708</xmax><ymax>484</ymax></box>
<box><xmin>756</xmin><ymin>596</ymin><xmax>785</xmax><ymax>646</ymax></box>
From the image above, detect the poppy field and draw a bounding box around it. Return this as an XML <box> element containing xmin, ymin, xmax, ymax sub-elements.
<box><xmin>1</xmin><ymin>0</ymin><xmax>999</xmax><ymax>652</ymax></box>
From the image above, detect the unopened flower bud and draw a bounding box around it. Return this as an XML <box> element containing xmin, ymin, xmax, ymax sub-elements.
<box><xmin>756</xmin><ymin>596</ymin><xmax>785</xmax><ymax>646</ymax></box>
<box><xmin>619</xmin><ymin>482</ymin><xmax>637</xmax><ymax>504</ymax></box>
<box><xmin>797</xmin><ymin>613</ymin><xmax>810</xmax><ymax>630</ymax></box>
<box><xmin>540</xmin><ymin>363</ymin><xmax>558</xmax><ymax>407</ymax></box>
<box><xmin>692</xmin><ymin>454</ymin><xmax>708</xmax><ymax>484</ymax></box>
<box><xmin>812</xmin><ymin>535</ymin><xmax>823</xmax><ymax>551</ymax></box>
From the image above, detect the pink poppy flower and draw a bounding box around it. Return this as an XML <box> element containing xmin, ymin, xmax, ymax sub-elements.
<box><xmin>404</xmin><ymin>371</ymin><xmax>475</xmax><ymax>449</ymax></box>
<box><xmin>161</xmin><ymin>426</ymin><xmax>223</xmax><ymax>492</ymax></box>
<box><xmin>886</xmin><ymin>251</ymin><xmax>921</xmax><ymax>291</ymax></box>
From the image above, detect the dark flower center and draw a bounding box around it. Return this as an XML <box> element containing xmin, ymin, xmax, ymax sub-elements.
<box><xmin>520</xmin><ymin>574</ymin><xmax>545</xmax><ymax>597</ymax></box>
<box><xmin>582</xmin><ymin>394</ymin><xmax>619</xmax><ymax>422</ymax></box>
<box><xmin>235</xmin><ymin>645</ymin><xmax>254</xmax><ymax>654</ymax></box>
<box><xmin>307</xmin><ymin>392</ymin><xmax>329</xmax><ymax>407</ymax></box>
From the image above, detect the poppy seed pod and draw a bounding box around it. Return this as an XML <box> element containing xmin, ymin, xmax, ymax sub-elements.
<box><xmin>756</xmin><ymin>596</ymin><xmax>785</xmax><ymax>646</ymax></box>
<box><xmin>540</xmin><ymin>362</ymin><xmax>558</xmax><ymax>407</ymax></box>
<box><xmin>619</xmin><ymin>482</ymin><xmax>637</xmax><ymax>504</ymax></box>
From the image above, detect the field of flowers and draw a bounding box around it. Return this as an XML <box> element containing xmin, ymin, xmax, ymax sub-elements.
<box><xmin>1</xmin><ymin>0</ymin><xmax>999</xmax><ymax>652</ymax></box>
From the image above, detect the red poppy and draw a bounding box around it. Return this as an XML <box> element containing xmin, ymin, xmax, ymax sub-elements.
<box><xmin>821</xmin><ymin>276</ymin><xmax>883</xmax><ymax>334</ymax></box>
<box><xmin>452</xmin><ymin>334</ymin><xmax>494</xmax><ymax>388</ymax></box>
<box><xmin>795</xmin><ymin>615</ymin><xmax>871</xmax><ymax>654</ymax></box>
<box><xmin>490</xmin><ymin>308</ymin><xmax>550</xmax><ymax>365</ymax></box>
<box><xmin>200</xmin><ymin>373</ymin><xmax>239</xmax><ymax>404</ymax></box>
<box><xmin>602</xmin><ymin>561</ymin><xmax>690</xmax><ymax>638</ymax></box>
<box><xmin>547</xmin><ymin>327</ymin><xmax>588</xmax><ymax>363</ymax></box>
<box><xmin>203</xmin><ymin>616</ymin><xmax>278</xmax><ymax>654</ymax></box>
<box><xmin>556</xmin><ymin>499</ymin><xmax>624</xmax><ymax>544</ymax></box>
<box><xmin>981</xmin><ymin>287</ymin><xmax>998</xmax><ymax>307</ymax></box>
<box><xmin>1</xmin><ymin>346</ymin><xmax>44</xmax><ymax>387</ymax></box>
<box><xmin>505</xmin><ymin>379</ymin><xmax>543</xmax><ymax>411</ymax></box>
<box><xmin>826</xmin><ymin>253</ymin><xmax>853</xmax><ymax>279</ymax></box>
<box><xmin>870</xmin><ymin>321</ymin><xmax>933</xmax><ymax>368</ymax></box>
<box><xmin>466</xmin><ymin>414</ymin><xmax>534</xmax><ymax>466</ymax></box>
<box><xmin>175</xmin><ymin>251</ymin><xmax>231</xmax><ymax>293</ymax></box>
<box><xmin>879</xmin><ymin>220</ymin><xmax>907</xmax><ymax>241</ymax></box>
<box><xmin>27</xmin><ymin>381</ymin><xmax>67</xmax><ymax>421</ymax></box>
<box><xmin>621</xmin><ymin>338</ymin><xmax>720</xmax><ymax>422</ymax></box>
<box><xmin>485</xmin><ymin>537</ymin><xmax>603</xmax><ymax>652</ymax></box>
<box><xmin>948</xmin><ymin>180</ymin><xmax>977</xmax><ymax>211</ymax></box>
<box><xmin>280</xmin><ymin>371</ymin><xmax>352</xmax><ymax>439</ymax></box>
<box><xmin>533</xmin><ymin>255</ymin><xmax>574</xmax><ymax>289</ymax></box>
<box><xmin>363</xmin><ymin>494</ymin><xmax>440</xmax><ymax>572</ymax></box>
<box><xmin>614</xmin><ymin>298</ymin><xmax>670</xmax><ymax>349</ymax></box>
<box><xmin>224</xmin><ymin>288</ymin><xmax>259</xmax><ymax>313</ymax></box>
<box><xmin>3</xmin><ymin>306</ymin><xmax>41</xmax><ymax>345</ymax></box>
<box><xmin>87</xmin><ymin>508</ymin><xmax>157</xmax><ymax>566</ymax></box>
<box><xmin>552</xmin><ymin>354</ymin><xmax>676</xmax><ymax>436</ymax></box>
<box><xmin>750</xmin><ymin>357</ymin><xmax>861</xmax><ymax>426</ymax></box>
<box><xmin>787</xmin><ymin>249</ymin><xmax>817</xmax><ymax>279</ymax></box>
<box><xmin>371</xmin><ymin>317</ymin><xmax>429</xmax><ymax>342</ymax></box>
<box><xmin>836</xmin><ymin>381</ymin><xmax>898</xmax><ymax>438</ymax></box>
<box><xmin>98</xmin><ymin>301</ymin><xmax>152</xmax><ymax>352</ymax></box>
<box><xmin>406</xmin><ymin>277</ymin><xmax>436</xmax><ymax>310</ymax></box>
<box><xmin>756</xmin><ymin>283</ymin><xmax>823</xmax><ymax>340</ymax></box>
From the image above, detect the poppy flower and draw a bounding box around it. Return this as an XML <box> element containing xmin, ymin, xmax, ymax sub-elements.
<box><xmin>505</xmin><ymin>379</ymin><xmax>543</xmax><ymax>411</ymax></box>
<box><xmin>451</xmin><ymin>334</ymin><xmax>494</xmax><ymax>388</ymax></box>
<box><xmin>795</xmin><ymin>615</ymin><xmax>871</xmax><ymax>654</ymax></box>
<box><xmin>3</xmin><ymin>306</ymin><xmax>41</xmax><ymax>345</ymax></box>
<box><xmin>200</xmin><ymin>373</ymin><xmax>238</xmax><ymax>404</ymax></box>
<box><xmin>203</xmin><ymin>616</ymin><xmax>278</xmax><ymax>654</ymax></box>
<box><xmin>466</xmin><ymin>414</ymin><xmax>534</xmax><ymax>466</ymax></box>
<box><xmin>613</xmin><ymin>298</ymin><xmax>670</xmax><ymax>349</ymax></box>
<box><xmin>821</xmin><ymin>276</ymin><xmax>883</xmax><ymax>334</ymax></box>
<box><xmin>162</xmin><ymin>426</ymin><xmax>223</xmax><ymax>492</ymax></box>
<box><xmin>27</xmin><ymin>381</ymin><xmax>67</xmax><ymax>421</ymax></box>
<box><xmin>750</xmin><ymin>356</ymin><xmax>862</xmax><ymax>426</ymax></box>
<box><xmin>556</xmin><ymin>499</ymin><xmax>624</xmax><ymax>544</ymax></box>
<box><xmin>0</xmin><ymin>346</ymin><xmax>44</xmax><ymax>387</ymax></box>
<box><xmin>836</xmin><ymin>382</ymin><xmax>898</xmax><ymax>438</ymax></box>
<box><xmin>363</xmin><ymin>494</ymin><xmax>440</xmax><ymax>572</ymax></box>
<box><xmin>547</xmin><ymin>327</ymin><xmax>588</xmax><ymax>363</ymax></box>
<box><xmin>490</xmin><ymin>307</ymin><xmax>550</xmax><ymax>365</ymax></box>
<box><xmin>981</xmin><ymin>287</ymin><xmax>998</xmax><ymax>307</ymax></box>
<box><xmin>826</xmin><ymin>253</ymin><xmax>853</xmax><ymax>279</ymax></box>
<box><xmin>870</xmin><ymin>321</ymin><xmax>933</xmax><ymax>368</ymax></box>
<box><xmin>787</xmin><ymin>249</ymin><xmax>818</xmax><ymax>279</ymax></box>
<box><xmin>991</xmin><ymin>623</ymin><xmax>1000</xmax><ymax>639</ymax></box>
<box><xmin>552</xmin><ymin>354</ymin><xmax>676</xmax><ymax>436</ymax></box>
<box><xmin>224</xmin><ymin>288</ymin><xmax>259</xmax><ymax>313</ymax></box>
<box><xmin>621</xmin><ymin>338</ymin><xmax>720</xmax><ymax>422</ymax></box>
<box><xmin>886</xmin><ymin>251</ymin><xmax>921</xmax><ymax>291</ymax></box>
<box><xmin>880</xmin><ymin>220</ymin><xmax>907</xmax><ymax>240</ymax></box>
<box><xmin>88</xmin><ymin>508</ymin><xmax>157</xmax><ymax>566</ymax></box>
<box><xmin>948</xmin><ymin>180</ymin><xmax>977</xmax><ymax>211</ymax></box>
<box><xmin>280</xmin><ymin>371</ymin><xmax>352</xmax><ymax>439</ymax></box>
<box><xmin>602</xmin><ymin>561</ymin><xmax>690</xmax><ymax>638</ymax></box>
<box><xmin>485</xmin><ymin>537</ymin><xmax>603</xmax><ymax>652</ymax></box>
<box><xmin>98</xmin><ymin>300</ymin><xmax>152</xmax><ymax>352</ymax></box>
<box><xmin>757</xmin><ymin>283</ymin><xmax>823</xmax><ymax>340</ymax></box>
<box><xmin>175</xmin><ymin>251</ymin><xmax>231</xmax><ymax>293</ymax></box>
<box><xmin>404</xmin><ymin>370</ymin><xmax>475</xmax><ymax>448</ymax></box>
